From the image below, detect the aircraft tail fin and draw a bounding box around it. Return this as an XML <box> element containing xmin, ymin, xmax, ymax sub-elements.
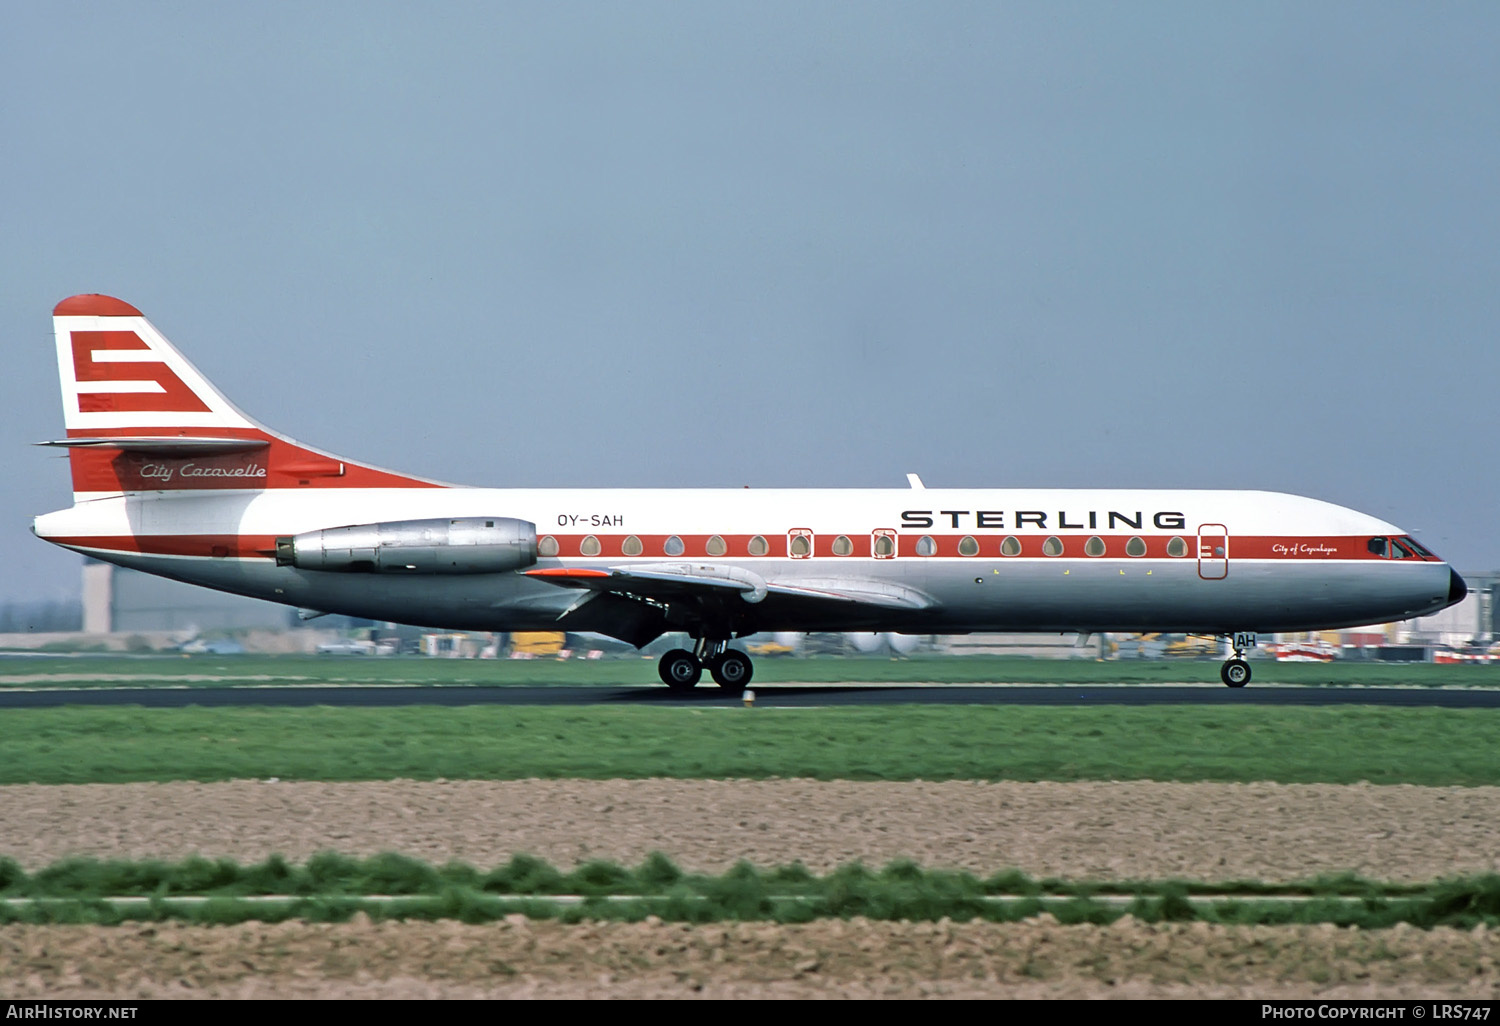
<box><xmin>46</xmin><ymin>294</ymin><xmax>442</xmax><ymax>497</ymax></box>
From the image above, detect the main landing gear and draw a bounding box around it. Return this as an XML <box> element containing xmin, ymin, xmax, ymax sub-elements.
<box><xmin>658</xmin><ymin>639</ymin><xmax>754</xmax><ymax>693</ymax></box>
<box><xmin>1220</xmin><ymin>632</ymin><xmax>1255</xmax><ymax>688</ymax></box>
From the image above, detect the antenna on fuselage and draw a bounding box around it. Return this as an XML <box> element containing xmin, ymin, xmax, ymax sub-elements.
<box><xmin>906</xmin><ymin>473</ymin><xmax>925</xmax><ymax>490</ymax></box>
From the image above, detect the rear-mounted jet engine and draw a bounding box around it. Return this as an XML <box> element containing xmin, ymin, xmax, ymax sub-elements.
<box><xmin>276</xmin><ymin>517</ymin><xmax>538</xmax><ymax>574</ymax></box>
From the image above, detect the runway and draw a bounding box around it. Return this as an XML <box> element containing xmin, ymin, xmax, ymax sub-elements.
<box><xmin>2</xmin><ymin>683</ymin><xmax>1498</xmax><ymax>709</ymax></box>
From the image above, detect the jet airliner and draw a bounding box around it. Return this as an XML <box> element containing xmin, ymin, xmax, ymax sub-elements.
<box><xmin>32</xmin><ymin>295</ymin><xmax>1467</xmax><ymax>690</ymax></box>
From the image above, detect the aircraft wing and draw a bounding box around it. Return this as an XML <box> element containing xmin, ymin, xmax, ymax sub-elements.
<box><xmin>524</xmin><ymin>563</ymin><xmax>935</xmax><ymax>611</ymax></box>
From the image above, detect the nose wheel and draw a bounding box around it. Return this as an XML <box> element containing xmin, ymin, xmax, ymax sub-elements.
<box><xmin>656</xmin><ymin>641</ymin><xmax>755</xmax><ymax>693</ymax></box>
<box><xmin>1220</xmin><ymin>659</ymin><xmax>1251</xmax><ymax>688</ymax></box>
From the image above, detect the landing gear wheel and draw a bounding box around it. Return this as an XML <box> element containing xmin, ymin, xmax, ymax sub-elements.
<box><xmin>1221</xmin><ymin>659</ymin><xmax>1251</xmax><ymax>688</ymax></box>
<box><xmin>708</xmin><ymin>650</ymin><xmax>753</xmax><ymax>691</ymax></box>
<box><xmin>658</xmin><ymin>649</ymin><xmax>701</xmax><ymax>691</ymax></box>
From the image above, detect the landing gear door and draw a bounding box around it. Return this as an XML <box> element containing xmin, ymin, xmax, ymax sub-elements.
<box><xmin>1197</xmin><ymin>524</ymin><xmax>1229</xmax><ymax>580</ymax></box>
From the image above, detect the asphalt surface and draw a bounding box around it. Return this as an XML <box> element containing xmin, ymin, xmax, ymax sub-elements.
<box><xmin>1</xmin><ymin>684</ymin><xmax>1498</xmax><ymax>709</ymax></box>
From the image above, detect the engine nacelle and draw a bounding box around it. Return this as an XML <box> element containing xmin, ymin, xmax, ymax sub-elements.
<box><xmin>275</xmin><ymin>517</ymin><xmax>538</xmax><ymax>574</ymax></box>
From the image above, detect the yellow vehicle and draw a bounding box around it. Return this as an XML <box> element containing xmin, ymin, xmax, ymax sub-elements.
<box><xmin>1130</xmin><ymin>632</ymin><xmax>1219</xmax><ymax>657</ymax></box>
<box><xmin>509</xmin><ymin>631</ymin><xmax>566</xmax><ymax>657</ymax></box>
<box><xmin>1163</xmin><ymin>634</ymin><xmax>1219</xmax><ymax>657</ymax></box>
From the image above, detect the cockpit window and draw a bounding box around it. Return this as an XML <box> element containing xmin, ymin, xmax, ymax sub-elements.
<box><xmin>1402</xmin><ymin>536</ymin><xmax>1436</xmax><ymax>559</ymax></box>
<box><xmin>1370</xmin><ymin>535</ymin><xmax>1434</xmax><ymax>560</ymax></box>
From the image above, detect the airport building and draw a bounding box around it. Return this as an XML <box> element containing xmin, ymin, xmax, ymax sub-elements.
<box><xmin>81</xmin><ymin>560</ymin><xmax>370</xmax><ymax>636</ymax></box>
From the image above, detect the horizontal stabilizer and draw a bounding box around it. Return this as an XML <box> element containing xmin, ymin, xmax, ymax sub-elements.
<box><xmin>37</xmin><ymin>436</ymin><xmax>270</xmax><ymax>456</ymax></box>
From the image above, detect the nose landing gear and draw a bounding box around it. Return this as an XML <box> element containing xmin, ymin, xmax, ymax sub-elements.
<box><xmin>1220</xmin><ymin>632</ymin><xmax>1256</xmax><ymax>688</ymax></box>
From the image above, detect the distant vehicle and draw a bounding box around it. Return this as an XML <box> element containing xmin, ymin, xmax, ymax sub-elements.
<box><xmin>176</xmin><ymin>638</ymin><xmax>244</xmax><ymax>655</ymax></box>
<box><xmin>509</xmin><ymin>631</ymin><xmax>567</xmax><ymax>657</ymax></box>
<box><xmin>32</xmin><ymin>294</ymin><xmax>1468</xmax><ymax>692</ymax></box>
<box><xmin>1270</xmin><ymin>639</ymin><xmax>1339</xmax><ymax>662</ymax></box>
<box><xmin>315</xmin><ymin>639</ymin><xmax>375</xmax><ymax>655</ymax></box>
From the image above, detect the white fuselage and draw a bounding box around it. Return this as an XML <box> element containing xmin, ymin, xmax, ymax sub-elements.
<box><xmin>34</xmin><ymin>485</ymin><xmax>1459</xmax><ymax>638</ymax></box>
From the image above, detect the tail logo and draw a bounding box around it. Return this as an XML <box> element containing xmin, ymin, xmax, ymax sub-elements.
<box><xmin>53</xmin><ymin>303</ymin><xmax>251</xmax><ymax>432</ymax></box>
<box><xmin>71</xmin><ymin>330</ymin><xmax>211</xmax><ymax>414</ymax></box>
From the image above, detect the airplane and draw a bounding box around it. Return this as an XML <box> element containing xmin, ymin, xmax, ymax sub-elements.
<box><xmin>32</xmin><ymin>294</ymin><xmax>1468</xmax><ymax>691</ymax></box>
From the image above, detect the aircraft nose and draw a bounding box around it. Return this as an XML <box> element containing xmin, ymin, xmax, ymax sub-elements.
<box><xmin>1449</xmin><ymin>568</ymin><xmax>1468</xmax><ymax>606</ymax></box>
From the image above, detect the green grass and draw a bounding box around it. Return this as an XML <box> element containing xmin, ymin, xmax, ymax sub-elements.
<box><xmin>2</xmin><ymin>704</ymin><xmax>1498</xmax><ymax>785</ymax></box>
<box><xmin>2</xmin><ymin>853</ymin><xmax>1497</xmax><ymax>929</ymax></box>
<box><xmin>4</xmin><ymin>652</ymin><xmax>1499</xmax><ymax>687</ymax></box>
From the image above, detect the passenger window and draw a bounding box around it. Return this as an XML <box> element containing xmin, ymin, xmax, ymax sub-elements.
<box><xmin>1085</xmin><ymin>536</ymin><xmax>1106</xmax><ymax>557</ymax></box>
<box><xmin>999</xmin><ymin>536</ymin><xmax>1022</xmax><ymax>557</ymax></box>
<box><xmin>621</xmin><ymin>535</ymin><xmax>643</xmax><ymax>557</ymax></box>
<box><xmin>832</xmin><ymin>535</ymin><xmax>853</xmax><ymax>556</ymax></box>
<box><xmin>789</xmin><ymin>534</ymin><xmax>812</xmax><ymax>557</ymax></box>
<box><xmin>1042</xmin><ymin>536</ymin><xmax>1063</xmax><ymax>557</ymax></box>
<box><xmin>748</xmin><ymin>535</ymin><xmax>769</xmax><ymax>556</ymax></box>
<box><xmin>1166</xmin><ymin>537</ymin><xmax>1188</xmax><ymax>558</ymax></box>
<box><xmin>538</xmin><ymin>535</ymin><xmax>559</xmax><ymax>557</ymax></box>
<box><xmin>916</xmin><ymin>535</ymin><xmax>937</xmax><ymax>556</ymax></box>
<box><xmin>1125</xmin><ymin>536</ymin><xmax>1147</xmax><ymax>557</ymax></box>
<box><xmin>580</xmin><ymin>535</ymin><xmax>601</xmax><ymax>557</ymax></box>
<box><xmin>872</xmin><ymin>532</ymin><xmax>895</xmax><ymax>558</ymax></box>
<box><xmin>664</xmin><ymin>536</ymin><xmax>685</xmax><ymax>556</ymax></box>
<box><xmin>705</xmin><ymin>535</ymin><xmax>727</xmax><ymax>557</ymax></box>
<box><xmin>1368</xmin><ymin>537</ymin><xmax>1387</xmax><ymax>558</ymax></box>
<box><xmin>957</xmin><ymin>535</ymin><xmax>979</xmax><ymax>557</ymax></box>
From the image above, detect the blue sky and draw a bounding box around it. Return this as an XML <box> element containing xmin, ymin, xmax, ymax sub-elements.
<box><xmin>3</xmin><ymin>2</ymin><xmax>1497</xmax><ymax>603</ymax></box>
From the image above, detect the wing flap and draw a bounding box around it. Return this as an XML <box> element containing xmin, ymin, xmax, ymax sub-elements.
<box><xmin>525</xmin><ymin>563</ymin><xmax>933</xmax><ymax>611</ymax></box>
<box><xmin>524</xmin><ymin>561</ymin><xmax>764</xmax><ymax>600</ymax></box>
<box><xmin>766</xmin><ymin>577</ymin><xmax>935</xmax><ymax>610</ymax></box>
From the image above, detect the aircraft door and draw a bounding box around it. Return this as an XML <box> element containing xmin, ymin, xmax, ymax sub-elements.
<box><xmin>1197</xmin><ymin>524</ymin><xmax>1229</xmax><ymax>580</ymax></box>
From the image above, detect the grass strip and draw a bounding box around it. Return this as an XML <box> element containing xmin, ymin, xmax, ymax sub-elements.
<box><xmin>0</xmin><ymin>853</ymin><xmax>1444</xmax><ymax>900</ymax></box>
<box><xmin>4</xmin><ymin>653</ymin><xmax>1499</xmax><ymax>688</ymax></box>
<box><xmin>0</xmin><ymin>853</ymin><xmax>1495</xmax><ymax>929</ymax></box>
<box><xmin>1</xmin><ymin>704</ymin><xmax>1498</xmax><ymax>785</ymax></box>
